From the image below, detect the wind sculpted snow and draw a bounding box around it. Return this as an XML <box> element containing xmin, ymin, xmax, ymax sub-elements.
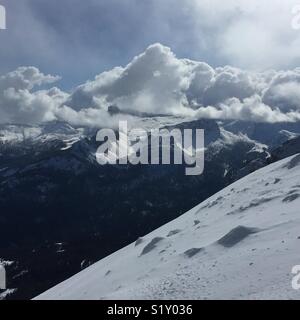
<box><xmin>36</xmin><ymin>154</ymin><xmax>300</xmax><ymax>300</ymax></box>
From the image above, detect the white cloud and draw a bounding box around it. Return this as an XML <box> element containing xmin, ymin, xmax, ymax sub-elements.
<box><xmin>64</xmin><ymin>44</ymin><xmax>300</xmax><ymax>124</ymax></box>
<box><xmin>0</xmin><ymin>66</ymin><xmax>60</xmax><ymax>91</ymax></box>
<box><xmin>55</xmin><ymin>105</ymin><xmax>136</xmax><ymax>129</ymax></box>
<box><xmin>196</xmin><ymin>95</ymin><xmax>300</xmax><ymax>123</ymax></box>
<box><xmin>1</xmin><ymin>44</ymin><xmax>300</xmax><ymax>126</ymax></box>
<box><xmin>66</xmin><ymin>44</ymin><xmax>195</xmax><ymax>115</ymax></box>
<box><xmin>0</xmin><ymin>67</ymin><xmax>64</xmax><ymax>124</ymax></box>
<box><xmin>262</xmin><ymin>69</ymin><xmax>300</xmax><ymax>111</ymax></box>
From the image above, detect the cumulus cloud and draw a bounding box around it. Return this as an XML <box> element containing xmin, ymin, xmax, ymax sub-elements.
<box><xmin>196</xmin><ymin>95</ymin><xmax>300</xmax><ymax>123</ymax></box>
<box><xmin>64</xmin><ymin>44</ymin><xmax>300</xmax><ymax>124</ymax></box>
<box><xmin>0</xmin><ymin>67</ymin><xmax>66</xmax><ymax>123</ymax></box>
<box><xmin>66</xmin><ymin>44</ymin><xmax>194</xmax><ymax>115</ymax></box>
<box><xmin>0</xmin><ymin>66</ymin><xmax>136</xmax><ymax>127</ymax></box>
<box><xmin>0</xmin><ymin>66</ymin><xmax>60</xmax><ymax>91</ymax></box>
<box><xmin>1</xmin><ymin>44</ymin><xmax>300</xmax><ymax>126</ymax></box>
<box><xmin>262</xmin><ymin>69</ymin><xmax>300</xmax><ymax>112</ymax></box>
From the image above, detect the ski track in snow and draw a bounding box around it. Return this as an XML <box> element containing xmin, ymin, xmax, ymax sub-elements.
<box><xmin>36</xmin><ymin>154</ymin><xmax>300</xmax><ymax>300</ymax></box>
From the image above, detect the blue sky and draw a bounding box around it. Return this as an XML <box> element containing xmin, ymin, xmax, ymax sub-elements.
<box><xmin>1</xmin><ymin>0</ymin><xmax>299</xmax><ymax>90</ymax></box>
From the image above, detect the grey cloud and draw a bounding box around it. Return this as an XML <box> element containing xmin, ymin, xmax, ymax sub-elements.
<box><xmin>1</xmin><ymin>0</ymin><xmax>299</xmax><ymax>90</ymax></box>
<box><xmin>201</xmin><ymin>66</ymin><xmax>257</xmax><ymax>106</ymax></box>
<box><xmin>262</xmin><ymin>69</ymin><xmax>300</xmax><ymax>112</ymax></box>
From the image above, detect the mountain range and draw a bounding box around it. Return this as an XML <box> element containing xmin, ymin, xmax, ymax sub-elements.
<box><xmin>1</xmin><ymin>116</ymin><xmax>300</xmax><ymax>300</ymax></box>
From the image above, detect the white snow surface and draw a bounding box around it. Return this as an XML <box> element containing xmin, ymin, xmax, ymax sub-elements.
<box><xmin>36</xmin><ymin>155</ymin><xmax>300</xmax><ymax>300</ymax></box>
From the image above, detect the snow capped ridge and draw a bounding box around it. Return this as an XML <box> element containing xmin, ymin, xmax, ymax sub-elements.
<box><xmin>36</xmin><ymin>154</ymin><xmax>300</xmax><ymax>300</ymax></box>
<box><xmin>0</xmin><ymin>121</ymin><xmax>84</xmax><ymax>145</ymax></box>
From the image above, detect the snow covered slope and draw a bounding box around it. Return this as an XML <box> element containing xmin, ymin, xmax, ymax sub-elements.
<box><xmin>36</xmin><ymin>155</ymin><xmax>300</xmax><ymax>300</ymax></box>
